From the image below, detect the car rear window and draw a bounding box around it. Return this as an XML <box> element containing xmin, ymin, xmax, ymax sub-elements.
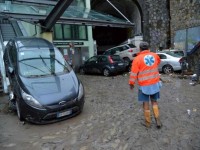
<box><xmin>128</xmin><ymin>44</ymin><xmax>136</xmax><ymax>48</ymax></box>
<box><xmin>110</xmin><ymin>55</ymin><xmax>121</xmax><ymax>61</ymax></box>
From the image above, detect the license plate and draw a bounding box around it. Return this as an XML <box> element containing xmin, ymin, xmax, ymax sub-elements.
<box><xmin>57</xmin><ymin>110</ymin><xmax>72</xmax><ymax>118</ymax></box>
<box><xmin>118</xmin><ymin>63</ymin><xmax>124</xmax><ymax>66</ymax></box>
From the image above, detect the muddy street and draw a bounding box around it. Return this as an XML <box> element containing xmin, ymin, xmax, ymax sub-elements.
<box><xmin>0</xmin><ymin>73</ymin><xmax>200</xmax><ymax>150</ymax></box>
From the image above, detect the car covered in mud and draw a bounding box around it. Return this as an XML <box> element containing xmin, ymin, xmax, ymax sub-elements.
<box><xmin>3</xmin><ymin>37</ymin><xmax>84</xmax><ymax>124</ymax></box>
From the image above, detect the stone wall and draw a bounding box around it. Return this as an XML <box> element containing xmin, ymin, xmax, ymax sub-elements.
<box><xmin>170</xmin><ymin>0</ymin><xmax>200</xmax><ymax>75</ymax></box>
<box><xmin>142</xmin><ymin>0</ymin><xmax>170</xmax><ymax>51</ymax></box>
<box><xmin>139</xmin><ymin>0</ymin><xmax>200</xmax><ymax>52</ymax></box>
<box><xmin>170</xmin><ymin>0</ymin><xmax>200</xmax><ymax>42</ymax></box>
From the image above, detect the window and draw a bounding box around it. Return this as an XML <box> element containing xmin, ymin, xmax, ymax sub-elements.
<box><xmin>54</xmin><ymin>24</ymin><xmax>63</xmax><ymax>40</ymax></box>
<box><xmin>110</xmin><ymin>49</ymin><xmax>117</xmax><ymax>55</ymax></box>
<box><xmin>158</xmin><ymin>54</ymin><xmax>167</xmax><ymax>59</ymax></box>
<box><xmin>128</xmin><ymin>44</ymin><xmax>136</xmax><ymax>48</ymax></box>
<box><xmin>54</xmin><ymin>24</ymin><xmax>87</xmax><ymax>40</ymax></box>
<box><xmin>18</xmin><ymin>48</ymin><xmax>71</xmax><ymax>77</ymax></box>
<box><xmin>63</xmin><ymin>25</ymin><xmax>72</xmax><ymax>39</ymax></box>
<box><xmin>88</xmin><ymin>56</ymin><xmax>97</xmax><ymax>63</ymax></box>
<box><xmin>98</xmin><ymin>56</ymin><xmax>107</xmax><ymax>63</ymax></box>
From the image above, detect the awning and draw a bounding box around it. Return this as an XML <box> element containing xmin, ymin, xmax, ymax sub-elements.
<box><xmin>0</xmin><ymin>2</ymin><xmax>134</xmax><ymax>28</ymax></box>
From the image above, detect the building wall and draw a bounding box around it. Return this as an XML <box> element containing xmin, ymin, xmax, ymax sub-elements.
<box><xmin>170</xmin><ymin>0</ymin><xmax>200</xmax><ymax>74</ymax></box>
<box><xmin>140</xmin><ymin>0</ymin><xmax>170</xmax><ymax>51</ymax></box>
<box><xmin>170</xmin><ymin>0</ymin><xmax>200</xmax><ymax>42</ymax></box>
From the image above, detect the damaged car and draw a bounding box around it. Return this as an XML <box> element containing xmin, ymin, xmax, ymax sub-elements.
<box><xmin>3</xmin><ymin>37</ymin><xmax>84</xmax><ymax>124</ymax></box>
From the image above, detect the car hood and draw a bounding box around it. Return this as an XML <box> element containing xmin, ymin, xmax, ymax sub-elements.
<box><xmin>20</xmin><ymin>71</ymin><xmax>79</xmax><ymax>105</ymax></box>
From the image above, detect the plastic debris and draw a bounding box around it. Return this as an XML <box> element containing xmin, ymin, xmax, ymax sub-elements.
<box><xmin>189</xmin><ymin>82</ymin><xmax>197</xmax><ymax>86</ymax></box>
<box><xmin>191</xmin><ymin>74</ymin><xmax>197</xmax><ymax>81</ymax></box>
<box><xmin>193</xmin><ymin>108</ymin><xmax>197</xmax><ymax>112</ymax></box>
<box><xmin>187</xmin><ymin>109</ymin><xmax>191</xmax><ymax>116</ymax></box>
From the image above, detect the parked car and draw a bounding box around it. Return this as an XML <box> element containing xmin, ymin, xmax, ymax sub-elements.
<box><xmin>156</xmin><ymin>52</ymin><xmax>183</xmax><ymax>74</ymax></box>
<box><xmin>79</xmin><ymin>55</ymin><xmax>126</xmax><ymax>76</ymax></box>
<box><xmin>3</xmin><ymin>37</ymin><xmax>84</xmax><ymax>124</ymax></box>
<box><xmin>160</xmin><ymin>49</ymin><xmax>184</xmax><ymax>57</ymax></box>
<box><xmin>103</xmin><ymin>44</ymin><xmax>139</xmax><ymax>64</ymax></box>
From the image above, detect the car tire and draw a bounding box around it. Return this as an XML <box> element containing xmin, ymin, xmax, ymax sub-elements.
<box><xmin>123</xmin><ymin>57</ymin><xmax>130</xmax><ymax>65</ymax></box>
<box><xmin>163</xmin><ymin>65</ymin><xmax>173</xmax><ymax>74</ymax></box>
<box><xmin>8</xmin><ymin>100</ymin><xmax>16</xmax><ymax>111</ymax></box>
<box><xmin>79</xmin><ymin>68</ymin><xmax>85</xmax><ymax>75</ymax></box>
<box><xmin>16</xmin><ymin>100</ymin><xmax>24</xmax><ymax>121</ymax></box>
<box><xmin>103</xmin><ymin>68</ymin><xmax>110</xmax><ymax>77</ymax></box>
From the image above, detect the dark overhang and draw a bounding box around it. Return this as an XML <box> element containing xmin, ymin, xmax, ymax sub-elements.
<box><xmin>0</xmin><ymin>1</ymin><xmax>134</xmax><ymax>29</ymax></box>
<box><xmin>0</xmin><ymin>11</ymin><xmax>134</xmax><ymax>28</ymax></box>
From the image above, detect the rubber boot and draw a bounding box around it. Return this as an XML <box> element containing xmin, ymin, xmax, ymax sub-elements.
<box><xmin>153</xmin><ymin>105</ymin><xmax>162</xmax><ymax>129</ymax></box>
<box><xmin>144</xmin><ymin>110</ymin><xmax>151</xmax><ymax>128</ymax></box>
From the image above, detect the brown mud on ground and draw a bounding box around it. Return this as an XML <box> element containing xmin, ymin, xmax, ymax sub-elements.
<box><xmin>0</xmin><ymin>74</ymin><xmax>200</xmax><ymax>150</ymax></box>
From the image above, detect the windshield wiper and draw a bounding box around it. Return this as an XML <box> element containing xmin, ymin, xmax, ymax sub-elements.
<box><xmin>54</xmin><ymin>59</ymin><xmax>70</xmax><ymax>72</ymax></box>
<box><xmin>19</xmin><ymin>61</ymin><xmax>46</xmax><ymax>74</ymax></box>
<box><xmin>39</xmin><ymin>55</ymin><xmax>55</xmax><ymax>75</ymax></box>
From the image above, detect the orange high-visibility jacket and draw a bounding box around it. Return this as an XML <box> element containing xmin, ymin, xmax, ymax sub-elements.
<box><xmin>129</xmin><ymin>50</ymin><xmax>161</xmax><ymax>86</ymax></box>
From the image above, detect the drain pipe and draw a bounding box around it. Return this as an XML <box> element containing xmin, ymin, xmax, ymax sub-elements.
<box><xmin>106</xmin><ymin>0</ymin><xmax>133</xmax><ymax>24</ymax></box>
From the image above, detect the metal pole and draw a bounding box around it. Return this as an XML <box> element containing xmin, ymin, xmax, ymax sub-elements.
<box><xmin>106</xmin><ymin>0</ymin><xmax>133</xmax><ymax>24</ymax></box>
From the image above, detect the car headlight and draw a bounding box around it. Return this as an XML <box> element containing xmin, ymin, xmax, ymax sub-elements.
<box><xmin>78</xmin><ymin>83</ymin><xmax>84</xmax><ymax>100</ymax></box>
<box><xmin>21</xmin><ymin>90</ymin><xmax>45</xmax><ymax>110</ymax></box>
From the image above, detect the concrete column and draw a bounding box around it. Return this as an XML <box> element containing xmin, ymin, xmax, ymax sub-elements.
<box><xmin>40</xmin><ymin>32</ymin><xmax>53</xmax><ymax>42</ymax></box>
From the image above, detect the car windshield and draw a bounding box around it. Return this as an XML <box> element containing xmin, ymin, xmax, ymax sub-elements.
<box><xmin>161</xmin><ymin>51</ymin><xmax>181</xmax><ymax>58</ymax></box>
<box><xmin>18</xmin><ymin>47</ymin><xmax>72</xmax><ymax>77</ymax></box>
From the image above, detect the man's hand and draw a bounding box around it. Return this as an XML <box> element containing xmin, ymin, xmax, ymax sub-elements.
<box><xmin>129</xmin><ymin>84</ymin><xmax>134</xmax><ymax>90</ymax></box>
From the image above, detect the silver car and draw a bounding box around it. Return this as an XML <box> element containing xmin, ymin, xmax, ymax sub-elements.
<box><xmin>156</xmin><ymin>52</ymin><xmax>182</xmax><ymax>74</ymax></box>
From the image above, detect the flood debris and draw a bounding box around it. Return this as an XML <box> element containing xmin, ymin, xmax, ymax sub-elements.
<box><xmin>187</xmin><ymin>109</ymin><xmax>191</xmax><ymax>117</ymax></box>
<box><xmin>189</xmin><ymin>74</ymin><xmax>199</xmax><ymax>86</ymax></box>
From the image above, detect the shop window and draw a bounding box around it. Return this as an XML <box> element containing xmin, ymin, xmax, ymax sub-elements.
<box><xmin>53</xmin><ymin>24</ymin><xmax>87</xmax><ymax>40</ymax></box>
<box><xmin>54</xmin><ymin>24</ymin><xmax>63</xmax><ymax>40</ymax></box>
<box><xmin>63</xmin><ymin>25</ymin><xmax>72</xmax><ymax>39</ymax></box>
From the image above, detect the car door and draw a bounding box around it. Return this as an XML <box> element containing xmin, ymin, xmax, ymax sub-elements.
<box><xmin>157</xmin><ymin>54</ymin><xmax>167</xmax><ymax>71</ymax></box>
<box><xmin>84</xmin><ymin>56</ymin><xmax>98</xmax><ymax>73</ymax></box>
<box><xmin>118</xmin><ymin>45</ymin><xmax>128</xmax><ymax>59</ymax></box>
<box><xmin>95</xmin><ymin>56</ymin><xmax>108</xmax><ymax>73</ymax></box>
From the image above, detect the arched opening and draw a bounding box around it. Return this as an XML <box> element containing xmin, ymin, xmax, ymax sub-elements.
<box><xmin>91</xmin><ymin>0</ymin><xmax>143</xmax><ymax>53</ymax></box>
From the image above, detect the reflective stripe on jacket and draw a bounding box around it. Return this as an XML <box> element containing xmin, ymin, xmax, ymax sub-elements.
<box><xmin>129</xmin><ymin>50</ymin><xmax>161</xmax><ymax>86</ymax></box>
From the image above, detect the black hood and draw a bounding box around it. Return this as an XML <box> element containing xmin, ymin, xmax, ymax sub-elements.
<box><xmin>20</xmin><ymin>71</ymin><xmax>79</xmax><ymax>106</ymax></box>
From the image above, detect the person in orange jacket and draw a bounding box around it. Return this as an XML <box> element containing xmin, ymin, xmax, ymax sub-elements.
<box><xmin>129</xmin><ymin>41</ymin><xmax>162</xmax><ymax>128</ymax></box>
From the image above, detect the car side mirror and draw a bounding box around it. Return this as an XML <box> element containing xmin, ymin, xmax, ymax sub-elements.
<box><xmin>8</xmin><ymin>66</ymin><xmax>14</xmax><ymax>74</ymax></box>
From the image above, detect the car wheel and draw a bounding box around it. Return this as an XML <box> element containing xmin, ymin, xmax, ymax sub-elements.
<box><xmin>163</xmin><ymin>65</ymin><xmax>173</xmax><ymax>74</ymax></box>
<box><xmin>79</xmin><ymin>68</ymin><xmax>85</xmax><ymax>75</ymax></box>
<box><xmin>128</xmin><ymin>65</ymin><xmax>131</xmax><ymax>72</ymax></box>
<box><xmin>9</xmin><ymin>100</ymin><xmax>16</xmax><ymax>111</ymax></box>
<box><xmin>16</xmin><ymin>100</ymin><xmax>24</xmax><ymax>121</ymax></box>
<box><xmin>123</xmin><ymin>57</ymin><xmax>130</xmax><ymax>65</ymax></box>
<box><xmin>103</xmin><ymin>68</ymin><xmax>110</xmax><ymax>77</ymax></box>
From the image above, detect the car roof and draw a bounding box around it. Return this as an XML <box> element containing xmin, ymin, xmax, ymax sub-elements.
<box><xmin>157</xmin><ymin>52</ymin><xmax>181</xmax><ymax>58</ymax></box>
<box><xmin>162</xmin><ymin>49</ymin><xmax>183</xmax><ymax>52</ymax></box>
<box><xmin>106</xmin><ymin>43</ymin><xmax>135</xmax><ymax>50</ymax></box>
<box><xmin>96</xmin><ymin>54</ymin><xmax>120</xmax><ymax>57</ymax></box>
<box><xmin>11</xmin><ymin>37</ymin><xmax>54</xmax><ymax>50</ymax></box>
